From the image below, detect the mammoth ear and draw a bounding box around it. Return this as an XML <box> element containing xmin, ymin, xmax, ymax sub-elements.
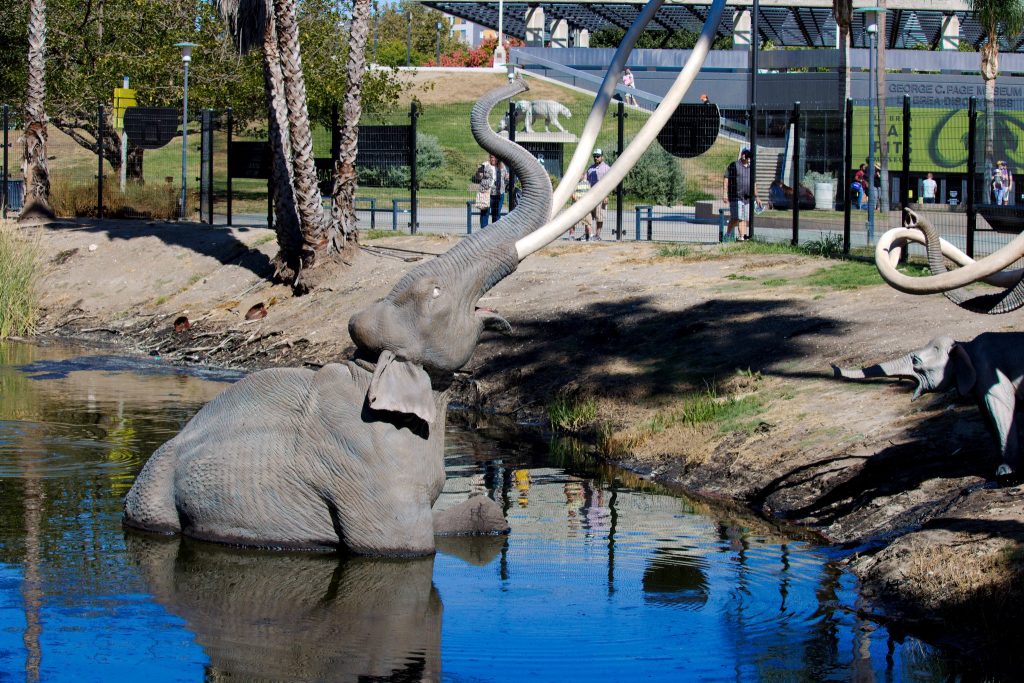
<box><xmin>952</xmin><ymin>344</ymin><xmax>976</xmax><ymax>396</ymax></box>
<box><xmin>367</xmin><ymin>349</ymin><xmax>436</xmax><ymax>425</ymax></box>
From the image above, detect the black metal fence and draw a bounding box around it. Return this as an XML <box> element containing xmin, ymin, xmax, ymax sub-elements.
<box><xmin>2</xmin><ymin>90</ymin><xmax>1022</xmax><ymax>268</ymax></box>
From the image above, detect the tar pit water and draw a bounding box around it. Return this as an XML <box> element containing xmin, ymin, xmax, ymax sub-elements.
<box><xmin>0</xmin><ymin>341</ymin><xmax>989</xmax><ymax>681</ymax></box>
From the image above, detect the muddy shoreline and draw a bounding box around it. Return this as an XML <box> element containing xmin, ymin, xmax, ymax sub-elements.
<box><xmin>20</xmin><ymin>218</ymin><xmax>1024</xmax><ymax>672</ymax></box>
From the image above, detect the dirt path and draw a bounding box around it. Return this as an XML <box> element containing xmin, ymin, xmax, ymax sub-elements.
<box><xmin>17</xmin><ymin>216</ymin><xmax>1024</xmax><ymax>667</ymax></box>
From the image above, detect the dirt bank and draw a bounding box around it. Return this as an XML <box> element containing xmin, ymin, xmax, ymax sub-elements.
<box><xmin>16</xmin><ymin>216</ymin><xmax>1024</xmax><ymax>665</ymax></box>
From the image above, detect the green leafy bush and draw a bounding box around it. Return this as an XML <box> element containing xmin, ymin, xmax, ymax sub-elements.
<box><xmin>357</xmin><ymin>133</ymin><xmax>445</xmax><ymax>188</ymax></box>
<box><xmin>609</xmin><ymin>140</ymin><xmax>685</xmax><ymax>205</ymax></box>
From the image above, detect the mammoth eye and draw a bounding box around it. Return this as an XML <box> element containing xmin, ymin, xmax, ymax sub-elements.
<box><xmin>432</xmin><ymin>286</ymin><xmax>441</xmax><ymax>299</ymax></box>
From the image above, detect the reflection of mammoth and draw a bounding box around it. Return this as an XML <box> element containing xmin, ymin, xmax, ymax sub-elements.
<box><xmin>832</xmin><ymin>333</ymin><xmax>1024</xmax><ymax>480</ymax></box>
<box><xmin>126</xmin><ymin>535</ymin><xmax>442</xmax><ymax>681</ymax></box>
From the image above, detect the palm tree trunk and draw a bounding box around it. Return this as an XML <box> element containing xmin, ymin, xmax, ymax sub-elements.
<box><xmin>263</xmin><ymin>9</ymin><xmax>303</xmax><ymax>278</ymax></box>
<box><xmin>21</xmin><ymin>0</ymin><xmax>54</xmax><ymax>220</ymax></box>
<box><xmin>833</xmin><ymin>0</ymin><xmax>851</xmax><ymax>184</ymax></box>
<box><xmin>328</xmin><ymin>0</ymin><xmax>372</xmax><ymax>252</ymax></box>
<box><xmin>981</xmin><ymin>37</ymin><xmax>999</xmax><ymax>169</ymax></box>
<box><xmin>876</xmin><ymin>1</ymin><xmax>889</xmax><ymax>214</ymax></box>
<box><xmin>271</xmin><ymin>0</ymin><xmax>325</xmax><ymax>264</ymax></box>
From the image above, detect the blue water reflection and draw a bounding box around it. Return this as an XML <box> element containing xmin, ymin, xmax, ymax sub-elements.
<box><xmin>0</xmin><ymin>341</ymin><xmax>980</xmax><ymax>680</ymax></box>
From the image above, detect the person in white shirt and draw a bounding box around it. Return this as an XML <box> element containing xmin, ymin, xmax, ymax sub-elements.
<box><xmin>921</xmin><ymin>172</ymin><xmax>937</xmax><ymax>204</ymax></box>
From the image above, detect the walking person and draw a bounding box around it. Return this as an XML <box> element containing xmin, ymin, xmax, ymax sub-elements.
<box><xmin>853</xmin><ymin>164</ymin><xmax>867</xmax><ymax>209</ymax></box>
<box><xmin>622</xmin><ymin>68</ymin><xmax>638</xmax><ymax>107</ymax></box>
<box><xmin>992</xmin><ymin>161</ymin><xmax>1006</xmax><ymax>205</ymax></box>
<box><xmin>723</xmin><ymin>148</ymin><xmax>758</xmax><ymax>241</ymax></box>
<box><xmin>1000</xmin><ymin>161</ymin><xmax>1014</xmax><ymax>205</ymax></box>
<box><xmin>569</xmin><ymin>173</ymin><xmax>592</xmax><ymax>240</ymax></box>
<box><xmin>586</xmin><ymin>149</ymin><xmax>611</xmax><ymax>240</ymax></box>
<box><xmin>921</xmin><ymin>172</ymin><xmax>937</xmax><ymax>205</ymax></box>
<box><xmin>472</xmin><ymin>161</ymin><xmax>492</xmax><ymax>229</ymax></box>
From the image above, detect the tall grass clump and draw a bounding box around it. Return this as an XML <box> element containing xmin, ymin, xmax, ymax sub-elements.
<box><xmin>548</xmin><ymin>395</ymin><xmax>598</xmax><ymax>433</ymax></box>
<box><xmin>0</xmin><ymin>227</ymin><xmax>39</xmax><ymax>337</ymax></box>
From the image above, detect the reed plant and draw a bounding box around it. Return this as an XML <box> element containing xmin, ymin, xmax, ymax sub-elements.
<box><xmin>50</xmin><ymin>177</ymin><xmax>193</xmax><ymax>220</ymax></box>
<box><xmin>0</xmin><ymin>226</ymin><xmax>39</xmax><ymax>338</ymax></box>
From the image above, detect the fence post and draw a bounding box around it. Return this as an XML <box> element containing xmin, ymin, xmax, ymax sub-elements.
<box><xmin>718</xmin><ymin>208</ymin><xmax>725</xmax><ymax>242</ymax></box>
<box><xmin>507</xmin><ymin>100</ymin><xmax>517</xmax><ymax>213</ymax></box>
<box><xmin>97</xmin><ymin>103</ymin><xmax>105</xmax><ymax>219</ymax></box>
<box><xmin>331</xmin><ymin>103</ymin><xmax>340</xmax><ymax>164</ymax></box>
<box><xmin>226</xmin><ymin>107</ymin><xmax>233</xmax><ymax>226</ymax></box>
<box><xmin>791</xmin><ymin>101</ymin><xmax>800</xmax><ymax>246</ymax></box>
<box><xmin>2</xmin><ymin>104</ymin><xmax>7</xmax><ymax>219</ymax></box>
<box><xmin>466</xmin><ymin>200</ymin><xmax>473</xmax><ymax>234</ymax></box>
<box><xmin>966</xmin><ymin>97</ymin><xmax>977</xmax><ymax>259</ymax></box>
<box><xmin>843</xmin><ymin>98</ymin><xmax>853</xmax><ymax>256</ymax></box>
<box><xmin>392</xmin><ymin>198</ymin><xmax>399</xmax><ymax>231</ymax></box>
<box><xmin>615</xmin><ymin>99</ymin><xmax>625</xmax><ymax>240</ymax></box>
<box><xmin>646</xmin><ymin>205</ymin><xmax>653</xmax><ymax>240</ymax></box>
<box><xmin>748</xmin><ymin>102</ymin><xmax>758</xmax><ymax>239</ymax></box>
<box><xmin>409</xmin><ymin>101</ymin><xmax>418</xmax><ymax>234</ymax></box>
<box><xmin>634</xmin><ymin>205</ymin><xmax>641</xmax><ymax>241</ymax></box>
<box><xmin>200</xmin><ymin>109</ymin><xmax>214</xmax><ymax>224</ymax></box>
<box><xmin>901</xmin><ymin>95</ymin><xmax>911</xmax><ymax>211</ymax></box>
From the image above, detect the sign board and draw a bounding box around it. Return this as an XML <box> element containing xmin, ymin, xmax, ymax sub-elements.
<box><xmin>113</xmin><ymin>87</ymin><xmax>137</xmax><ymax>130</ymax></box>
<box><xmin>356</xmin><ymin>125</ymin><xmax>412</xmax><ymax>168</ymax></box>
<box><xmin>520</xmin><ymin>141</ymin><xmax>564</xmax><ymax>179</ymax></box>
<box><xmin>123</xmin><ymin>107</ymin><xmax>179</xmax><ymax>149</ymax></box>
<box><xmin>229</xmin><ymin>141</ymin><xmax>272</xmax><ymax>179</ymax></box>
<box><xmin>657</xmin><ymin>103</ymin><xmax>721</xmax><ymax>158</ymax></box>
<box><xmin>315</xmin><ymin>157</ymin><xmax>334</xmax><ymax>196</ymax></box>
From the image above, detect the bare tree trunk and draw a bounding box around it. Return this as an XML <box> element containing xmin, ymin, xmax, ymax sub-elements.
<box><xmin>21</xmin><ymin>0</ymin><xmax>54</xmax><ymax>221</ymax></box>
<box><xmin>271</xmin><ymin>0</ymin><xmax>325</xmax><ymax>269</ymax></box>
<box><xmin>981</xmin><ymin>37</ymin><xmax>999</xmax><ymax>170</ymax></box>
<box><xmin>329</xmin><ymin>0</ymin><xmax>372</xmax><ymax>251</ymax></box>
<box><xmin>876</xmin><ymin>0</ymin><xmax>889</xmax><ymax>214</ymax></box>
<box><xmin>833</xmin><ymin>0</ymin><xmax>852</xmax><ymax>179</ymax></box>
<box><xmin>263</xmin><ymin>9</ymin><xmax>303</xmax><ymax>279</ymax></box>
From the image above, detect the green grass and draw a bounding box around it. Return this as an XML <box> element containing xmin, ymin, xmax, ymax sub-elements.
<box><xmin>548</xmin><ymin>395</ymin><xmax>598</xmax><ymax>433</ymax></box>
<box><xmin>761</xmin><ymin>278</ymin><xmax>788</xmax><ymax>287</ymax></box>
<box><xmin>725</xmin><ymin>273</ymin><xmax>756</xmax><ymax>281</ymax></box>
<box><xmin>801</xmin><ymin>261</ymin><xmax>883</xmax><ymax>289</ymax></box>
<box><xmin>0</xmin><ymin>227</ymin><xmax>39</xmax><ymax>338</ymax></box>
<box><xmin>657</xmin><ymin>244</ymin><xmax>692</xmax><ymax>258</ymax></box>
<box><xmin>641</xmin><ymin>385</ymin><xmax>763</xmax><ymax>435</ymax></box>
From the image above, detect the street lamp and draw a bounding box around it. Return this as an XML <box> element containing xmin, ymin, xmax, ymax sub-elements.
<box><xmin>493</xmin><ymin>0</ymin><xmax>506</xmax><ymax>66</ymax></box>
<box><xmin>174</xmin><ymin>41</ymin><xmax>197</xmax><ymax>220</ymax></box>
<box><xmin>436</xmin><ymin>21</ymin><xmax>442</xmax><ymax>65</ymax></box>
<box><xmin>855</xmin><ymin>6</ymin><xmax>883</xmax><ymax>244</ymax></box>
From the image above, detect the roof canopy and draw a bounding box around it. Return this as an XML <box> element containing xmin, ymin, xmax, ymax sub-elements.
<box><xmin>423</xmin><ymin>1</ymin><xmax>1024</xmax><ymax>51</ymax></box>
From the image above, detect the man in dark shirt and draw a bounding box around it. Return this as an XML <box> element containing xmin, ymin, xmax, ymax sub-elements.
<box><xmin>722</xmin><ymin>148</ymin><xmax>758</xmax><ymax>241</ymax></box>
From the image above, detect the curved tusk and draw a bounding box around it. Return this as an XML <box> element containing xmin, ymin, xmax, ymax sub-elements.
<box><xmin>549</xmin><ymin>0</ymin><xmax>667</xmax><ymax>216</ymax></box>
<box><xmin>516</xmin><ymin>0</ymin><xmax>728</xmax><ymax>261</ymax></box>
<box><xmin>875</xmin><ymin>228</ymin><xmax>1024</xmax><ymax>294</ymax></box>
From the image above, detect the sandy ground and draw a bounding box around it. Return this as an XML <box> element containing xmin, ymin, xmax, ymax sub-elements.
<box><xmin>14</xmin><ymin>216</ymin><xmax>1024</xmax><ymax>667</ymax></box>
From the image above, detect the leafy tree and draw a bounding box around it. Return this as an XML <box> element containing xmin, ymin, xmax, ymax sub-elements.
<box><xmin>969</xmin><ymin>0</ymin><xmax>1024</xmax><ymax>166</ymax></box>
<box><xmin>591</xmin><ymin>27</ymin><xmax>732</xmax><ymax>50</ymax></box>
<box><xmin>371</xmin><ymin>0</ymin><xmax>464</xmax><ymax>67</ymax></box>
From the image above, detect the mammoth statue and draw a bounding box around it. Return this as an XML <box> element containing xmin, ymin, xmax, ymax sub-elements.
<box><xmin>832</xmin><ymin>333</ymin><xmax>1024</xmax><ymax>480</ymax></box>
<box><xmin>122</xmin><ymin>0</ymin><xmax>729</xmax><ymax>555</ymax></box>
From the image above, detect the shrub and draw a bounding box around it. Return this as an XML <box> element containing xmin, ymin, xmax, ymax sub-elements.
<box><xmin>802</xmin><ymin>170</ymin><xmax>836</xmax><ymax>188</ymax></box>
<box><xmin>0</xmin><ymin>226</ymin><xmax>39</xmax><ymax>338</ymax></box>
<box><xmin>357</xmin><ymin>133</ymin><xmax>444</xmax><ymax>188</ymax></box>
<box><xmin>609</xmin><ymin>140</ymin><xmax>685</xmax><ymax>205</ymax></box>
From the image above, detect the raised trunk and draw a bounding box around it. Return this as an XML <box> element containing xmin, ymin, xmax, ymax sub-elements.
<box><xmin>21</xmin><ymin>0</ymin><xmax>54</xmax><ymax>220</ymax></box>
<box><xmin>263</xmin><ymin>9</ymin><xmax>303</xmax><ymax>279</ymax></box>
<box><xmin>387</xmin><ymin>79</ymin><xmax>553</xmax><ymax>304</ymax></box>
<box><xmin>272</xmin><ymin>0</ymin><xmax>325</xmax><ymax>264</ymax></box>
<box><xmin>328</xmin><ymin>0</ymin><xmax>372</xmax><ymax>250</ymax></box>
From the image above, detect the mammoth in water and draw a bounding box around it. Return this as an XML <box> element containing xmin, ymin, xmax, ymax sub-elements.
<box><xmin>833</xmin><ymin>332</ymin><xmax>1024</xmax><ymax>481</ymax></box>
<box><xmin>122</xmin><ymin>0</ymin><xmax>729</xmax><ymax>555</ymax></box>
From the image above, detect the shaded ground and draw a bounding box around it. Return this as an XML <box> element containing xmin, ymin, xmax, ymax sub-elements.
<box><xmin>15</xmin><ymin>216</ymin><xmax>1024</xmax><ymax>670</ymax></box>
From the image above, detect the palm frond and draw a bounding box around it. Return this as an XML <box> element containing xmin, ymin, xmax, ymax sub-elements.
<box><xmin>216</xmin><ymin>0</ymin><xmax>269</xmax><ymax>54</ymax></box>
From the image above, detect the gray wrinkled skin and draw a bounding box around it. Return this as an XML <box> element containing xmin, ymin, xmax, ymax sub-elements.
<box><xmin>123</xmin><ymin>79</ymin><xmax>547</xmax><ymax>555</ymax></box>
<box><xmin>832</xmin><ymin>332</ymin><xmax>1024</xmax><ymax>479</ymax></box>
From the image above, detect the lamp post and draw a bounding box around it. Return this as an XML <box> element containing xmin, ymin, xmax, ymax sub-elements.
<box><xmin>494</xmin><ymin>0</ymin><xmax>507</xmax><ymax>66</ymax></box>
<box><xmin>436</xmin><ymin>21</ymin><xmax>442</xmax><ymax>65</ymax></box>
<box><xmin>174</xmin><ymin>42</ymin><xmax>197</xmax><ymax>220</ymax></box>
<box><xmin>855</xmin><ymin>7</ymin><xmax>883</xmax><ymax>245</ymax></box>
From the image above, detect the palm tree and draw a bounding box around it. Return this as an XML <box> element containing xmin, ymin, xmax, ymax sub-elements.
<box><xmin>21</xmin><ymin>0</ymin><xmax>54</xmax><ymax>220</ymax></box>
<box><xmin>832</xmin><ymin>0</ymin><xmax>852</xmax><ymax>192</ymax></box>
<box><xmin>969</xmin><ymin>0</ymin><xmax>1024</xmax><ymax>167</ymax></box>
<box><xmin>327</xmin><ymin>0</ymin><xmax>373</xmax><ymax>253</ymax></box>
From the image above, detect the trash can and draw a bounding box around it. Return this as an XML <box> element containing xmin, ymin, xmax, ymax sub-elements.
<box><xmin>813</xmin><ymin>182</ymin><xmax>834</xmax><ymax>211</ymax></box>
<box><xmin>5</xmin><ymin>179</ymin><xmax>24</xmax><ymax>212</ymax></box>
